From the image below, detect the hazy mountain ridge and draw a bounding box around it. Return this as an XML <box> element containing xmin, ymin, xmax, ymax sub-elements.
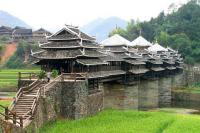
<box><xmin>0</xmin><ymin>10</ymin><xmax>31</xmax><ymax>28</ymax></box>
<box><xmin>81</xmin><ymin>17</ymin><xmax>127</xmax><ymax>42</ymax></box>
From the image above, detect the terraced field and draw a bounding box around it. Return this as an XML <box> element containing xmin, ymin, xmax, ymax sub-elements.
<box><xmin>0</xmin><ymin>69</ymin><xmax>40</xmax><ymax>91</ymax></box>
<box><xmin>39</xmin><ymin>109</ymin><xmax>200</xmax><ymax>133</ymax></box>
<box><xmin>0</xmin><ymin>100</ymin><xmax>11</xmax><ymax>113</ymax></box>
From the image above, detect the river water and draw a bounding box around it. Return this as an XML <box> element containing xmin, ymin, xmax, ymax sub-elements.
<box><xmin>103</xmin><ymin>73</ymin><xmax>186</xmax><ymax>110</ymax></box>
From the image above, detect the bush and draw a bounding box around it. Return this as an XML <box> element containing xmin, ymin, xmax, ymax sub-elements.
<box><xmin>0</xmin><ymin>45</ymin><xmax>2</xmax><ymax>61</ymax></box>
<box><xmin>0</xmin><ymin>35</ymin><xmax>11</xmax><ymax>43</ymax></box>
<box><xmin>52</xmin><ymin>69</ymin><xmax>58</xmax><ymax>78</ymax></box>
<box><xmin>6</xmin><ymin>54</ymin><xmax>25</xmax><ymax>68</ymax></box>
<box><xmin>3</xmin><ymin>40</ymin><xmax>40</xmax><ymax>69</ymax></box>
<box><xmin>38</xmin><ymin>70</ymin><xmax>46</xmax><ymax>79</ymax></box>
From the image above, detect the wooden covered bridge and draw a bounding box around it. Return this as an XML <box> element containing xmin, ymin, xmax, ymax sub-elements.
<box><xmin>0</xmin><ymin>25</ymin><xmax>183</xmax><ymax>131</ymax></box>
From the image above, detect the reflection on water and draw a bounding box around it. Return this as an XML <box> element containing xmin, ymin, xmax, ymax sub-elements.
<box><xmin>103</xmin><ymin>75</ymin><xmax>183</xmax><ymax>110</ymax></box>
<box><xmin>103</xmin><ymin>80</ymin><xmax>160</xmax><ymax>110</ymax></box>
<box><xmin>172</xmin><ymin>100</ymin><xmax>200</xmax><ymax>114</ymax></box>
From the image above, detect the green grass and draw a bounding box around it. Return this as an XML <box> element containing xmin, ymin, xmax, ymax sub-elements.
<box><xmin>0</xmin><ymin>69</ymin><xmax>40</xmax><ymax>91</ymax></box>
<box><xmin>0</xmin><ymin>100</ymin><xmax>11</xmax><ymax>113</ymax></box>
<box><xmin>39</xmin><ymin>109</ymin><xmax>200</xmax><ymax>133</ymax></box>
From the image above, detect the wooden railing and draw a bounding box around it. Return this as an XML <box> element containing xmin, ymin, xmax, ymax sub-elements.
<box><xmin>9</xmin><ymin>79</ymin><xmax>39</xmax><ymax>110</ymax></box>
<box><xmin>0</xmin><ymin>105</ymin><xmax>23</xmax><ymax>127</ymax></box>
<box><xmin>18</xmin><ymin>72</ymin><xmax>38</xmax><ymax>81</ymax></box>
<box><xmin>1</xmin><ymin>73</ymin><xmax>86</xmax><ymax>128</ymax></box>
<box><xmin>42</xmin><ymin>73</ymin><xmax>86</xmax><ymax>97</ymax></box>
<box><xmin>3</xmin><ymin>79</ymin><xmax>41</xmax><ymax>128</ymax></box>
<box><xmin>42</xmin><ymin>74</ymin><xmax>63</xmax><ymax>96</ymax></box>
<box><xmin>18</xmin><ymin>72</ymin><xmax>39</xmax><ymax>89</ymax></box>
<box><xmin>23</xmin><ymin>85</ymin><xmax>41</xmax><ymax>126</ymax></box>
<box><xmin>25</xmin><ymin>79</ymin><xmax>40</xmax><ymax>93</ymax></box>
<box><xmin>62</xmin><ymin>73</ymin><xmax>87</xmax><ymax>81</ymax></box>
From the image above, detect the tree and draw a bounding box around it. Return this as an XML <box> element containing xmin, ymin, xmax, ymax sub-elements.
<box><xmin>5</xmin><ymin>41</ymin><xmax>34</xmax><ymax>68</ymax></box>
<box><xmin>0</xmin><ymin>45</ymin><xmax>2</xmax><ymax>62</ymax></box>
<box><xmin>109</xmin><ymin>0</ymin><xmax>200</xmax><ymax>64</ymax></box>
<box><xmin>109</xmin><ymin>27</ymin><xmax>128</xmax><ymax>39</ymax></box>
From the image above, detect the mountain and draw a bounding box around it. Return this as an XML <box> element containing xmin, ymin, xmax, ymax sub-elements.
<box><xmin>0</xmin><ymin>10</ymin><xmax>31</xmax><ymax>28</ymax></box>
<box><xmin>81</xmin><ymin>17</ymin><xmax>127</xmax><ymax>42</ymax></box>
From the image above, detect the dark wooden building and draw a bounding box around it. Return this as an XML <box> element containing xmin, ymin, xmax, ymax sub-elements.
<box><xmin>0</xmin><ymin>26</ymin><xmax>13</xmax><ymax>36</ymax></box>
<box><xmin>32</xmin><ymin>28</ymin><xmax>52</xmax><ymax>43</ymax></box>
<box><xmin>32</xmin><ymin>28</ymin><xmax>184</xmax><ymax>86</ymax></box>
<box><xmin>12</xmin><ymin>27</ymin><xmax>32</xmax><ymax>41</ymax></box>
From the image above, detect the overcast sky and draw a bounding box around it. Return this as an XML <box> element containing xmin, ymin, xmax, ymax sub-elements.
<box><xmin>0</xmin><ymin>0</ymin><xmax>188</xmax><ymax>30</ymax></box>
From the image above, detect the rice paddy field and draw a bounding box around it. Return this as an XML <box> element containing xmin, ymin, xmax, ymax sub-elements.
<box><xmin>0</xmin><ymin>69</ymin><xmax>40</xmax><ymax>91</ymax></box>
<box><xmin>0</xmin><ymin>100</ymin><xmax>11</xmax><ymax>113</ymax></box>
<box><xmin>39</xmin><ymin>109</ymin><xmax>200</xmax><ymax>133</ymax></box>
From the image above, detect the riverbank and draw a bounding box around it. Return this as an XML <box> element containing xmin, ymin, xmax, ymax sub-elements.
<box><xmin>172</xmin><ymin>82</ymin><xmax>200</xmax><ymax>103</ymax></box>
<box><xmin>172</xmin><ymin>91</ymin><xmax>200</xmax><ymax>102</ymax></box>
<box><xmin>39</xmin><ymin>109</ymin><xmax>200</xmax><ymax>133</ymax></box>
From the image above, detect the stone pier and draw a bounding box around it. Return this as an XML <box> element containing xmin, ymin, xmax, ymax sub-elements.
<box><xmin>138</xmin><ymin>79</ymin><xmax>159</xmax><ymax>110</ymax></box>
<box><xmin>171</xmin><ymin>73</ymin><xmax>186</xmax><ymax>88</ymax></box>
<box><xmin>158</xmin><ymin>77</ymin><xmax>172</xmax><ymax>107</ymax></box>
<box><xmin>103</xmin><ymin>83</ymin><xmax>138</xmax><ymax>110</ymax></box>
<box><xmin>103</xmin><ymin>79</ymin><xmax>160</xmax><ymax>110</ymax></box>
<box><xmin>123</xmin><ymin>84</ymin><xmax>138</xmax><ymax>110</ymax></box>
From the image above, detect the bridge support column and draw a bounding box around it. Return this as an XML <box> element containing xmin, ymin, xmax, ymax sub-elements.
<box><xmin>158</xmin><ymin>77</ymin><xmax>172</xmax><ymax>107</ymax></box>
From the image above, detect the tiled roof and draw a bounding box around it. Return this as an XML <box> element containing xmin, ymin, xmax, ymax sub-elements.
<box><xmin>100</xmin><ymin>34</ymin><xmax>131</xmax><ymax>46</ymax></box>
<box><xmin>32</xmin><ymin>49</ymin><xmax>105</xmax><ymax>59</ymax></box>
<box><xmin>131</xmin><ymin>36</ymin><xmax>153</xmax><ymax>47</ymax></box>
<box><xmin>148</xmin><ymin>43</ymin><xmax>167</xmax><ymax>52</ymax></box>
<box><xmin>40</xmin><ymin>41</ymin><xmax>99</xmax><ymax>49</ymax></box>
<box><xmin>76</xmin><ymin>59</ymin><xmax>108</xmax><ymax>66</ymax></box>
<box><xmin>87</xmin><ymin>70</ymin><xmax>126</xmax><ymax>79</ymax></box>
<box><xmin>166</xmin><ymin>66</ymin><xmax>176</xmax><ymax>70</ymax></box>
<box><xmin>124</xmin><ymin>59</ymin><xmax>146</xmax><ymax>65</ymax></box>
<box><xmin>129</xmin><ymin>68</ymin><xmax>149</xmax><ymax>74</ymax></box>
<box><xmin>32</xmin><ymin>49</ymin><xmax>81</xmax><ymax>59</ymax></box>
<box><xmin>68</xmin><ymin>27</ymin><xmax>95</xmax><ymax>41</ymax></box>
<box><xmin>101</xmin><ymin>46</ymin><xmax>127</xmax><ymax>53</ymax></box>
<box><xmin>151</xmin><ymin>67</ymin><xmax>165</xmax><ymax>72</ymax></box>
<box><xmin>13</xmin><ymin>29</ymin><xmax>32</xmax><ymax>34</ymax></box>
<box><xmin>100</xmin><ymin>54</ymin><xmax>124</xmax><ymax>62</ymax></box>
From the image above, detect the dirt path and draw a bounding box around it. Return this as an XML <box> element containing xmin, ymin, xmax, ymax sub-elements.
<box><xmin>1</xmin><ymin>43</ymin><xmax>17</xmax><ymax>64</ymax></box>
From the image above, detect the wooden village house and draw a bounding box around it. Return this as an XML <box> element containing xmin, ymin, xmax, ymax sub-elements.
<box><xmin>0</xmin><ymin>26</ymin><xmax>13</xmax><ymax>36</ymax></box>
<box><xmin>12</xmin><ymin>26</ymin><xmax>32</xmax><ymax>41</ymax></box>
<box><xmin>32</xmin><ymin>28</ymin><xmax>52</xmax><ymax>43</ymax></box>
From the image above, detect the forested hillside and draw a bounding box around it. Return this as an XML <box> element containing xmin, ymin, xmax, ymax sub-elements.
<box><xmin>0</xmin><ymin>45</ymin><xmax>2</xmax><ymax>61</ymax></box>
<box><xmin>110</xmin><ymin>0</ymin><xmax>200</xmax><ymax>64</ymax></box>
<box><xmin>5</xmin><ymin>41</ymin><xmax>39</xmax><ymax>68</ymax></box>
<box><xmin>0</xmin><ymin>36</ymin><xmax>39</xmax><ymax>69</ymax></box>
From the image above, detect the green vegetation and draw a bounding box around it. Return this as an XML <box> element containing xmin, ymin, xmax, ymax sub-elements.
<box><xmin>4</xmin><ymin>40</ymin><xmax>39</xmax><ymax>69</ymax></box>
<box><xmin>39</xmin><ymin>109</ymin><xmax>200</xmax><ymax>133</ymax></box>
<box><xmin>0</xmin><ymin>69</ymin><xmax>40</xmax><ymax>91</ymax></box>
<box><xmin>0</xmin><ymin>100</ymin><xmax>11</xmax><ymax>113</ymax></box>
<box><xmin>110</xmin><ymin>0</ymin><xmax>200</xmax><ymax>65</ymax></box>
<box><xmin>0</xmin><ymin>35</ymin><xmax>11</xmax><ymax>44</ymax></box>
<box><xmin>0</xmin><ymin>45</ymin><xmax>2</xmax><ymax>62</ymax></box>
<box><xmin>38</xmin><ymin>70</ymin><xmax>46</xmax><ymax>79</ymax></box>
<box><xmin>52</xmin><ymin>69</ymin><xmax>58</xmax><ymax>78</ymax></box>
